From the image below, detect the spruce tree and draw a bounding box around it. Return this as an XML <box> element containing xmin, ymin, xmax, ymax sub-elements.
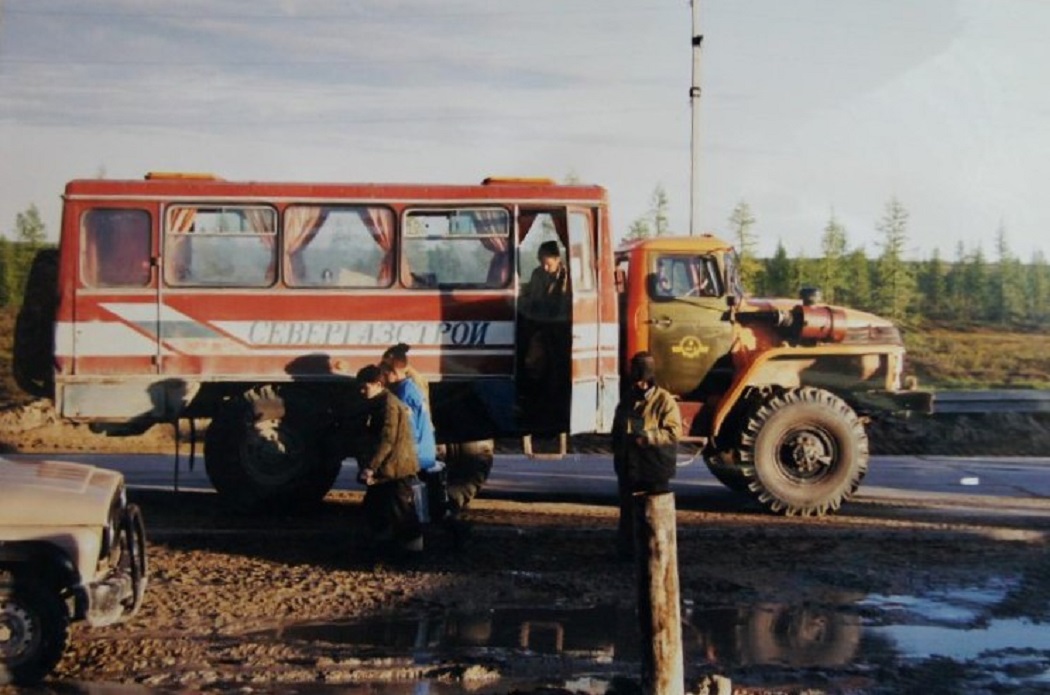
<box><xmin>818</xmin><ymin>212</ymin><xmax>847</xmax><ymax>304</ymax></box>
<box><xmin>873</xmin><ymin>197</ymin><xmax>917</xmax><ymax>324</ymax></box>
<box><xmin>727</xmin><ymin>201</ymin><xmax>761</xmax><ymax>291</ymax></box>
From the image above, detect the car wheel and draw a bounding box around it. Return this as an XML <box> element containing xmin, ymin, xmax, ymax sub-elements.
<box><xmin>0</xmin><ymin>583</ymin><xmax>70</xmax><ymax>686</ymax></box>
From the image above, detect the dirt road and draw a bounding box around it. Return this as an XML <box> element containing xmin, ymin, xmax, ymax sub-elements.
<box><xmin>12</xmin><ymin>480</ymin><xmax>1042</xmax><ymax>694</ymax></box>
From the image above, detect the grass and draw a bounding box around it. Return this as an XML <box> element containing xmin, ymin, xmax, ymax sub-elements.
<box><xmin>904</xmin><ymin>321</ymin><xmax>1050</xmax><ymax>390</ymax></box>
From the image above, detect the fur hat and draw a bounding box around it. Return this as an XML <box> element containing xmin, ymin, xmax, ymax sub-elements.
<box><xmin>629</xmin><ymin>351</ymin><xmax>657</xmax><ymax>385</ymax></box>
<box><xmin>355</xmin><ymin>364</ymin><xmax>382</xmax><ymax>385</ymax></box>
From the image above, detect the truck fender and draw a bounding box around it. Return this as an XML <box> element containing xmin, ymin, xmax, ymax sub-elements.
<box><xmin>0</xmin><ymin>541</ymin><xmax>80</xmax><ymax>592</ymax></box>
<box><xmin>710</xmin><ymin>344</ymin><xmax>900</xmax><ymax>437</ymax></box>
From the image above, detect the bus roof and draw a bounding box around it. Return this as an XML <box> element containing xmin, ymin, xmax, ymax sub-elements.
<box><xmin>63</xmin><ymin>175</ymin><xmax>608</xmax><ymax>205</ymax></box>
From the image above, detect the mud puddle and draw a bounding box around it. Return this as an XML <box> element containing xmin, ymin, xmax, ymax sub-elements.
<box><xmin>857</xmin><ymin>578</ymin><xmax>1050</xmax><ymax>687</ymax></box>
<box><xmin>37</xmin><ymin>581</ymin><xmax>1050</xmax><ymax>693</ymax></box>
<box><xmin>244</xmin><ymin>579</ymin><xmax>1050</xmax><ymax>692</ymax></box>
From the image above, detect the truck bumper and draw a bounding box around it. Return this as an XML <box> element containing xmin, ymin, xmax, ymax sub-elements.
<box><xmin>856</xmin><ymin>389</ymin><xmax>935</xmax><ymax>416</ymax></box>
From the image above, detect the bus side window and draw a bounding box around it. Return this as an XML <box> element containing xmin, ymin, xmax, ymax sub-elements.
<box><xmin>283</xmin><ymin>205</ymin><xmax>394</xmax><ymax>287</ymax></box>
<box><xmin>402</xmin><ymin>208</ymin><xmax>510</xmax><ymax>288</ymax></box>
<box><xmin>164</xmin><ymin>206</ymin><xmax>276</xmax><ymax>287</ymax></box>
<box><xmin>82</xmin><ymin>209</ymin><xmax>152</xmax><ymax>288</ymax></box>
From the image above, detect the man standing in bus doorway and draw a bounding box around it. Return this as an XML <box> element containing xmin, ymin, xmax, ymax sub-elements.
<box><xmin>521</xmin><ymin>240</ymin><xmax>571</xmax><ymax>431</ymax></box>
<box><xmin>354</xmin><ymin>365</ymin><xmax>424</xmax><ymax>557</ymax></box>
<box><xmin>611</xmin><ymin>351</ymin><xmax>682</xmax><ymax>560</ymax></box>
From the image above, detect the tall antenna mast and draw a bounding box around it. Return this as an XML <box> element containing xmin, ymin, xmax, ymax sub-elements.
<box><xmin>689</xmin><ymin>0</ymin><xmax>703</xmax><ymax>236</ymax></box>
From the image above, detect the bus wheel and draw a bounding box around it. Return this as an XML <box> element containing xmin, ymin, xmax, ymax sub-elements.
<box><xmin>204</xmin><ymin>388</ymin><xmax>342</xmax><ymax>513</ymax></box>
<box><xmin>739</xmin><ymin>387</ymin><xmax>868</xmax><ymax>517</ymax></box>
<box><xmin>441</xmin><ymin>439</ymin><xmax>494</xmax><ymax>513</ymax></box>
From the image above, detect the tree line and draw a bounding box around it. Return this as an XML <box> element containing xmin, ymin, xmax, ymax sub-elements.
<box><xmin>0</xmin><ymin>205</ymin><xmax>50</xmax><ymax>308</ymax></box>
<box><xmin>627</xmin><ymin>187</ymin><xmax>1050</xmax><ymax>331</ymax></box>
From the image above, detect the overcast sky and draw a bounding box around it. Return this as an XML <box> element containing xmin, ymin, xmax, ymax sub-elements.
<box><xmin>2</xmin><ymin>0</ymin><xmax>1048</xmax><ymax>262</ymax></box>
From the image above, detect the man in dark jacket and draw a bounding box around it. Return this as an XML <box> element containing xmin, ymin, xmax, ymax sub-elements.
<box><xmin>521</xmin><ymin>239</ymin><xmax>572</xmax><ymax>430</ymax></box>
<box><xmin>612</xmin><ymin>351</ymin><xmax>682</xmax><ymax>559</ymax></box>
<box><xmin>355</xmin><ymin>364</ymin><xmax>423</xmax><ymax>554</ymax></box>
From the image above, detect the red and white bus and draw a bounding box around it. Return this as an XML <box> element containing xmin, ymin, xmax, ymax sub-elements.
<box><xmin>18</xmin><ymin>173</ymin><xmax>619</xmax><ymax>509</ymax></box>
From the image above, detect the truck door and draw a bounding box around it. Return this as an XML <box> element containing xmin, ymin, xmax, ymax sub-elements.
<box><xmin>645</xmin><ymin>252</ymin><xmax>734</xmax><ymax>396</ymax></box>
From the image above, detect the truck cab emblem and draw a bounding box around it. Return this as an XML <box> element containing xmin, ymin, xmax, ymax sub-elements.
<box><xmin>671</xmin><ymin>335</ymin><xmax>709</xmax><ymax>359</ymax></box>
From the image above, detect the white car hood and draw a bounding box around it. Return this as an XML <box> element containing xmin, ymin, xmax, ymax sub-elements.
<box><xmin>0</xmin><ymin>458</ymin><xmax>122</xmax><ymax>528</ymax></box>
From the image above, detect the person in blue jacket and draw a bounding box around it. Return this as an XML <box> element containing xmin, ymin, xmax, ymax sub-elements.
<box><xmin>380</xmin><ymin>358</ymin><xmax>448</xmax><ymax>524</ymax></box>
<box><xmin>380</xmin><ymin>360</ymin><xmax>436</xmax><ymax>471</ymax></box>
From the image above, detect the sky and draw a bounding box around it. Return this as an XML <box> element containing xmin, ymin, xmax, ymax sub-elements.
<box><xmin>1</xmin><ymin>0</ymin><xmax>1049</xmax><ymax>262</ymax></box>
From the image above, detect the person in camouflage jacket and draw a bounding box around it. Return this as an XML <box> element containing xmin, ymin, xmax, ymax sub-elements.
<box><xmin>355</xmin><ymin>365</ymin><xmax>423</xmax><ymax>554</ymax></box>
<box><xmin>611</xmin><ymin>351</ymin><xmax>682</xmax><ymax>559</ymax></box>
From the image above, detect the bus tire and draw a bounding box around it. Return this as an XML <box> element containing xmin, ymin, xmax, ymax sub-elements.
<box><xmin>204</xmin><ymin>387</ymin><xmax>342</xmax><ymax>513</ymax></box>
<box><xmin>739</xmin><ymin>387</ymin><xmax>868</xmax><ymax>517</ymax></box>
<box><xmin>441</xmin><ymin>439</ymin><xmax>494</xmax><ymax>513</ymax></box>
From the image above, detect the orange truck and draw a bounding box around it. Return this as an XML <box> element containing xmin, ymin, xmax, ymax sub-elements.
<box><xmin>15</xmin><ymin>173</ymin><xmax>930</xmax><ymax>515</ymax></box>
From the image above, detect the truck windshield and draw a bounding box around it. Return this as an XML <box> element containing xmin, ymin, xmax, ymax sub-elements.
<box><xmin>653</xmin><ymin>254</ymin><xmax>722</xmax><ymax>299</ymax></box>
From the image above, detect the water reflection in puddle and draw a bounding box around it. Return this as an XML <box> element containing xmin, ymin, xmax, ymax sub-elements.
<box><xmin>250</xmin><ymin>580</ymin><xmax>1050</xmax><ymax>690</ymax></box>
<box><xmin>258</xmin><ymin>602</ymin><xmax>863</xmax><ymax>670</ymax></box>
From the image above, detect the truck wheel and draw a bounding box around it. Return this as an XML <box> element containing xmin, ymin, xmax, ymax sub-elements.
<box><xmin>204</xmin><ymin>388</ymin><xmax>342</xmax><ymax>513</ymax></box>
<box><xmin>0</xmin><ymin>583</ymin><xmax>69</xmax><ymax>686</ymax></box>
<box><xmin>740</xmin><ymin>603</ymin><xmax>861</xmax><ymax>667</ymax></box>
<box><xmin>442</xmin><ymin>439</ymin><xmax>494</xmax><ymax>513</ymax></box>
<box><xmin>739</xmin><ymin>387</ymin><xmax>868</xmax><ymax>516</ymax></box>
<box><xmin>703</xmin><ymin>449</ymin><xmax>751</xmax><ymax>493</ymax></box>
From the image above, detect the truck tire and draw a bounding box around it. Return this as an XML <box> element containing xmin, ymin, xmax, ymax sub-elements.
<box><xmin>703</xmin><ymin>450</ymin><xmax>750</xmax><ymax>493</ymax></box>
<box><xmin>204</xmin><ymin>387</ymin><xmax>342</xmax><ymax>513</ymax></box>
<box><xmin>12</xmin><ymin>249</ymin><xmax>59</xmax><ymax>399</ymax></box>
<box><xmin>0</xmin><ymin>583</ymin><xmax>69</xmax><ymax>685</ymax></box>
<box><xmin>740</xmin><ymin>603</ymin><xmax>861</xmax><ymax>667</ymax></box>
<box><xmin>739</xmin><ymin>387</ymin><xmax>868</xmax><ymax>517</ymax></box>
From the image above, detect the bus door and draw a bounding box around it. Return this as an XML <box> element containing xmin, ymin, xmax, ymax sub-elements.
<box><xmin>566</xmin><ymin>207</ymin><xmax>604</xmax><ymax>434</ymax></box>
<box><xmin>515</xmin><ymin>207</ymin><xmax>604</xmax><ymax>436</ymax></box>
<box><xmin>68</xmin><ymin>207</ymin><xmax>160</xmax><ymax>418</ymax></box>
<box><xmin>157</xmin><ymin>203</ymin><xmax>279</xmax><ymax>383</ymax></box>
<box><xmin>646</xmin><ymin>252</ymin><xmax>734</xmax><ymax>396</ymax></box>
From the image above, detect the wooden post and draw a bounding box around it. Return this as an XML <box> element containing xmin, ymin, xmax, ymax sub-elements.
<box><xmin>634</xmin><ymin>491</ymin><xmax>685</xmax><ymax>695</ymax></box>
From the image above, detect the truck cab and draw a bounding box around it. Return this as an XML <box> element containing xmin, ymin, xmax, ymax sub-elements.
<box><xmin>617</xmin><ymin>234</ymin><xmax>932</xmax><ymax>516</ymax></box>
